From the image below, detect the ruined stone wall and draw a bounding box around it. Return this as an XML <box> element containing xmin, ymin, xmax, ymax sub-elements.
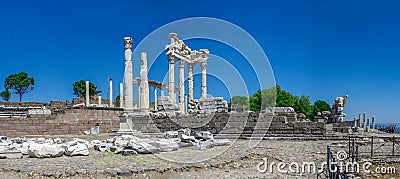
<box><xmin>132</xmin><ymin>112</ymin><xmax>326</xmax><ymax>135</ymax></box>
<box><xmin>0</xmin><ymin>108</ymin><xmax>122</xmax><ymax>136</ymax></box>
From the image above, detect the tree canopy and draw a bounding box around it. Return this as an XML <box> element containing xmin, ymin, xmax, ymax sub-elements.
<box><xmin>0</xmin><ymin>90</ymin><xmax>11</xmax><ymax>102</ymax></box>
<box><xmin>72</xmin><ymin>80</ymin><xmax>97</xmax><ymax>98</ymax></box>
<box><xmin>230</xmin><ymin>85</ymin><xmax>332</xmax><ymax>120</ymax></box>
<box><xmin>4</xmin><ymin>72</ymin><xmax>34</xmax><ymax>102</ymax></box>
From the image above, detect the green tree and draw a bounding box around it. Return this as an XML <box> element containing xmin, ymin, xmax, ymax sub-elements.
<box><xmin>0</xmin><ymin>89</ymin><xmax>11</xmax><ymax>101</ymax></box>
<box><xmin>4</xmin><ymin>72</ymin><xmax>34</xmax><ymax>102</ymax></box>
<box><xmin>72</xmin><ymin>80</ymin><xmax>97</xmax><ymax>98</ymax></box>
<box><xmin>229</xmin><ymin>96</ymin><xmax>249</xmax><ymax>112</ymax></box>
<box><xmin>294</xmin><ymin>95</ymin><xmax>313</xmax><ymax>120</ymax></box>
<box><xmin>312</xmin><ymin>100</ymin><xmax>331</xmax><ymax>119</ymax></box>
<box><xmin>276</xmin><ymin>85</ymin><xmax>295</xmax><ymax>108</ymax></box>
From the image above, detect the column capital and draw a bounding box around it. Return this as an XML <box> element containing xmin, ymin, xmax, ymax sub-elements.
<box><xmin>200</xmin><ymin>61</ymin><xmax>207</xmax><ymax>70</ymax></box>
<box><xmin>168</xmin><ymin>55</ymin><xmax>175</xmax><ymax>64</ymax></box>
<box><xmin>179</xmin><ymin>60</ymin><xmax>185</xmax><ymax>67</ymax></box>
<box><xmin>124</xmin><ymin>37</ymin><xmax>132</xmax><ymax>50</ymax></box>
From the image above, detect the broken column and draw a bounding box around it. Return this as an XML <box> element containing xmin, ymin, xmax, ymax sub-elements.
<box><xmin>363</xmin><ymin>112</ymin><xmax>366</xmax><ymax>129</ymax></box>
<box><xmin>139</xmin><ymin>52</ymin><xmax>149</xmax><ymax>110</ymax></box>
<box><xmin>366</xmin><ymin>118</ymin><xmax>370</xmax><ymax>132</ymax></box>
<box><xmin>154</xmin><ymin>87</ymin><xmax>158</xmax><ymax>110</ymax></box>
<box><xmin>188</xmin><ymin>64</ymin><xmax>194</xmax><ymax>101</ymax></box>
<box><xmin>201</xmin><ymin>62</ymin><xmax>207</xmax><ymax>99</ymax></box>
<box><xmin>98</xmin><ymin>96</ymin><xmax>102</xmax><ymax>106</ymax></box>
<box><xmin>354</xmin><ymin>117</ymin><xmax>357</xmax><ymax>127</ymax></box>
<box><xmin>179</xmin><ymin>60</ymin><xmax>185</xmax><ymax>112</ymax></box>
<box><xmin>119</xmin><ymin>83</ymin><xmax>123</xmax><ymax>108</ymax></box>
<box><xmin>124</xmin><ymin>37</ymin><xmax>133</xmax><ymax>110</ymax></box>
<box><xmin>168</xmin><ymin>56</ymin><xmax>175</xmax><ymax>104</ymax></box>
<box><xmin>109</xmin><ymin>78</ymin><xmax>113</xmax><ymax>107</ymax></box>
<box><xmin>372</xmin><ymin>116</ymin><xmax>375</xmax><ymax>130</ymax></box>
<box><xmin>85</xmin><ymin>81</ymin><xmax>90</xmax><ymax>106</ymax></box>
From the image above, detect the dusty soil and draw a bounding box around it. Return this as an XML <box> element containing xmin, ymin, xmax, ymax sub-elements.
<box><xmin>0</xmin><ymin>134</ymin><xmax>398</xmax><ymax>178</ymax></box>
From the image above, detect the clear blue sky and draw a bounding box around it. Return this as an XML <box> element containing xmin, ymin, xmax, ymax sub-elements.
<box><xmin>1</xmin><ymin>0</ymin><xmax>399</xmax><ymax>123</ymax></box>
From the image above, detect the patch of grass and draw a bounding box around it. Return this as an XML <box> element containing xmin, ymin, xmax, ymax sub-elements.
<box><xmin>16</xmin><ymin>169</ymin><xmax>21</xmax><ymax>173</ymax></box>
<box><xmin>101</xmin><ymin>152</ymin><xmax>116</xmax><ymax>157</ymax></box>
<box><xmin>185</xmin><ymin>168</ymin><xmax>190</xmax><ymax>172</ymax></box>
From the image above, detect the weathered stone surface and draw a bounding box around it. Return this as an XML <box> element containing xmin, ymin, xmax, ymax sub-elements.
<box><xmin>61</xmin><ymin>141</ymin><xmax>89</xmax><ymax>156</ymax></box>
<box><xmin>0</xmin><ymin>147</ymin><xmax>22</xmax><ymax>159</ymax></box>
<box><xmin>194</xmin><ymin>131</ymin><xmax>214</xmax><ymax>141</ymax></box>
<box><xmin>28</xmin><ymin>144</ymin><xmax>64</xmax><ymax>158</ymax></box>
<box><xmin>114</xmin><ymin>135</ymin><xmax>134</xmax><ymax>147</ymax></box>
<box><xmin>121</xmin><ymin>149</ymin><xmax>137</xmax><ymax>155</ymax></box>
<box><xmin>127</xmin><ymin>137</ymin><xmax>160</xmax><ymax>154</ymax></box>
<box><xmin>163</xmin><ymin>131</ymin><xmax>179</xmax><ymax>138</ymax></box>
<box><xmin>149</xmin><ymin>139</ymin><xmax>179</xmax><ymax>152</ymax></box>
<box><xmin>194</xmin><ymin>140</ymin><xmax>214</xmax><ymax>150</ymax></box>
<box><xmin>213</xmin><ymin>139</ymin><xmax>231</xmax><ymax>146</ymax></box>
<box><xmin>94</xmin><ymin>143</ymin><xmax>111</xmax><ymax>152</ymax></box>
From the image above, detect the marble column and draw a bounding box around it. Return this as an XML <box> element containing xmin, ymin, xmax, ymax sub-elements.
<box><xmin>168</xmin><ymin>56</ymin><xmax>175</xmax><ymax>103</ymax></box>
<box><xmin>154</xmin><ymin>87</ymin><xmax>158</xmax><ymax>110</ymax></box>
<box><xmin>119</xmin><ymin>83</ymin><xmax>124</xmax><ymax>108</ymax></box>
<box><xmin>124</xmin><ymin>37</ymin><xmax>133</xmax><ymax>110</ymax></box>
<box><xmin>139</xmin><ymin>52</ymin><xmax>149</xmax><ymax>110</ymax></box>
<box><xmin>372</xmin><ymin>116</ymin><xmax>375</xmax><ymax>129</ymax></box>
<box><xmin>85</xmin><ymin>81</ymin><xmax>90</xmax><ymax>106</ymax></box>
<box><xmin>109</xmin><ymin>78</ymin><xmax>113</xmax><ymax>107</ymax></box>
<box><xmin>366</xmin><ymin>118</ymin><xmax>370</xmax><ymax>132</ymax></box>
<box><xmin>179</xmin><ymin>60</ymin><xmax>185</xmax><ymax>112</ymax></box>
<box><xmin>187</xmin><ymin>64</ymin><xmax>193</xmax><ymax>100</ymax></box>
<box><xmin>354</xmin><ymin>117</ymin><xmax>357</xmax><ymax>127</ymax></box>
<box><xmin>98</xmin><ymin>96</ymin><xmax>102</xmax><ymax>106</ymax></box>
<box><xmin>161</xmin><ymin>88</ymin><xmax>165</xmax><ymax>97</ymax></box>
<box><xmin>200</xmin><ymin>62</ymin><xmax>207</xmax><ymax>99</ymax></box>
<box><xmin>363</xmin><ymin>112</ymin><xmax>366</xmax><ymax>129</ymax></box>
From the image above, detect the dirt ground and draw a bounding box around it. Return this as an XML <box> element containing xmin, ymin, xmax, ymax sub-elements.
<box><xmin>0</xmin><ymin>133</ymin><xmax>398</xmax><ymax>178</ymax></box>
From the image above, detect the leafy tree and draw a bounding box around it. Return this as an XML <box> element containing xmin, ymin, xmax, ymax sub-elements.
<box><xmin>312</xmin><ymin>100</ymin><xmax>332</xmax><ymax>118</ymax></box>
<box><xmin>276</xmin><ymin>85</ymin><xmax>295</xmax><ymax>108</ymax></box>
<box><xmin>4</xmin><ymin>72</ymin><xmax>34</xmax><ymax>102</ymax></box>
<box><xmin>294</xmin><ymin>95</ymin><xmax>313</xmax><ymax>120</ymax></box>
<box><xmin>72</xmin><ymin>80</ymin><xmax>97</xmax><ymax>98</ymax></box>
<box><xmin>0</xmin><ymin>89</ymin><xmax>11</xmax><ymax>101</ymax></box>
<box><xmin>116</xmin><ymin>95</ymin><xmax>120</xmax><ymax>102</ymax></box>
<box><xmin>229</xmin><ymin>96</ymin><xmax>249</xmax><ymax>112</ymax></box>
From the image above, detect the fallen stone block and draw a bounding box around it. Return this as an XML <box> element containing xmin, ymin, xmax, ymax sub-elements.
<box><xmin>121</xmin><ymin>149</ymin><xmax>137</xmax><ymax>155</ymax></box>
<box><xmin>213</xmin><ymin>139</ymin><xmax>232</xmax><ymax>146</ymax></box>
<box><xmin>0</xmin><ymin>147</ymin><xmax>22</xmax><ymax>159</ymax></box>
<box><xmin>28</xmin><ymin>144</ymin><xmax>64</xmax><ymax>158</ymax></box>
<box><xmin>194</xmin><ymin>140</ymin><xmax>214</xmax><ymax>150</ymax></box>
<box><xmin>163</xmin><ymin>131</ymin><xmax>179</xmax><ymax>138</ymax></box>
<box><xmin>127</xmin><ymin>137</ymin><xmax>160</xmax><ymax>154</ymax></box>
<box><xmin>149</xmin><ymin>139</ymin><xmax>179</xmax><ymax>152</ymax></box>
<box><xmin>61</xmin><ymin>141</ymin><xmax>89</xmax><ymax>156</ymax></box>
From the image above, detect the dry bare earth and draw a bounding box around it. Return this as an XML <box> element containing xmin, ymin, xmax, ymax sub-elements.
<box><xmin>0</xmin><ymin>134</ymin><xmax>397</xmax><ymax>178</ymax></box>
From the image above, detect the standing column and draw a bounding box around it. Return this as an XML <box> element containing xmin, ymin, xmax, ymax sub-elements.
<box><xmin>154</xmin><ymin>87</ymin><xmax>158</xmax><ymax>110</ymax></box>
<box><xmin>363</xmin><ymin>112</ymin><xmax>366</xmax><ymax>129</ymax></box>
<box><xmin>139</xmin><ymin>52</ymin><xmax>149</xmax><ymax>110</ymax></box>
<box><xmin>161</xmin><ymin>88</ymin><xmax>165</xmax><ymax>97</ymax></box>
<box><xmin>119</xmin><ymin>83</ymin><xmax>124</xmax><ymax>108</ymax></box>
<box><xmin>124</xmin><ymin>37</ymin><xmax>133</xmax><ymax>110</ymax></box>
<box><xmin>187</xmin><ymin>64</ymin><xmax>193</xmax><ymax>100</ymax></box>
<box><xmin>372</xmin><ymin>116</ymin><xmax>375</xmax><ymax>130</ymax></box>
<box><xmin>109</xmin><ymin>78</ymin><xmax>113</xmax><ymax>107</ymax></box>
<box><xmin>168</xmin><ymin>56</ymin><xmax>175</xmax><ymax>103</ymax></box>
<box><xmin>98</xmin><ymin>96</ymin><xmax>102</xmax><ymax>106</ymax></box>
<box><xmin>200</xmin><ymin>62</ymin><xmax>207</xmax><ymax>99</ymax></box>
<box><xmin>179</xmin><ymin>60</ymin><xmax>185</xmax><ymax>112</ymax></box>
<box><xmin>354</xmin><ymin>117</ymin><xmax>357</xmax><ymax>127</ymax></box>
<box><xmin>366</xmin><ymin>118</ymin><xmax>370</xmax><ymax>132</ymax></box>
<box><xmin>85</xmin><ymin>81</ymin><xmax>90</xmax><ymax>106</ymax></box>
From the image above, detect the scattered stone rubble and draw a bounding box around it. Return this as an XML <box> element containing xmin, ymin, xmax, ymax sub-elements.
<box><xmin>314</xmin><ymin>111</ymin><xmax>331</xmax><ymax>123</ymax></box>
<box><xmin>0</xmin><ymin>130</ymin><xmax>232</xmax><ymax>160</ymax></box>
<box><xmin>0</xmin><ymin>136</ymin><xmax>88</xmax><ymax>159</ymax></box>
<box><xmin>188</xmin><ymin>97</ymin><xmax>228</xmax><ymax>114</ymax></box>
